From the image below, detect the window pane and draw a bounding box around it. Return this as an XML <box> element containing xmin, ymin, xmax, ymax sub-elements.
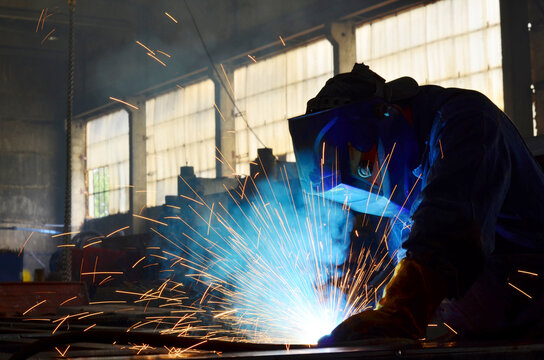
<box><xmin>356</xmin><ymin>0</ymin><xmax>503</xmax><ymax>110</ymax></box>
<box><xmin>146</xmin><ymin>79</ymin><xmax>215</xmax><ymax>206</ymax></box>
<box><xmin>233</xmin><ymin>38</ymin><xmax>333</xmax><ymax>175</ymax></box>
<box><xmin>86</xmin><ymin>110</ymin><xmax>130</xmax><ymax>218</ymax></box>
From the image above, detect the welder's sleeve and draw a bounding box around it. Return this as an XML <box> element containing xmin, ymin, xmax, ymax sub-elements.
<box><xmin>403</xmin><ymin>93</ymin><xmax>511</xmax><ymax>298</ymax></box>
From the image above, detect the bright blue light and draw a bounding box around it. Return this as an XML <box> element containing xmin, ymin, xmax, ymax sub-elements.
<box><xmin>165</xmin><ymin>178</ymin><xmax>359</xmax><ymax>344</ymax></box>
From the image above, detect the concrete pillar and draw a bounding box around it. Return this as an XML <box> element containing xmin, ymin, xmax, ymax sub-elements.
<box><xmin>213</xmin><ymin>65</ymin><xmax>237</xmax><ymax>177</ymax></box>
<box><xmin>529</xmin><ymin>0</ymin><xmax>544</xmax><ymax>135</ymax></box>
<box><xmin>500</xmin><ymin>0</ymin><xmax>533</xmax><ymax>137</ymax></box>
<box><xmin>127</xmin><ymin>97</ymin><xmax>147</xmax><ymax>234</ymax></box>
<box><xmin>328</xmin><ymin>21</ymin><xmax>356</xmax><ymax>75</ymax></box>
<box><xmin>70</xmin><ymin>118</ymin><xmax>86</xmax><ymax>232</ymax></box>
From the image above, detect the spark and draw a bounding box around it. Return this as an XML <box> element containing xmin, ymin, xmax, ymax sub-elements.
<box><xmin>176</xmin><ymin>340</ymin><xmax>207</xmax><ymax>354</ymax></box>
<box><xmin>23</xmin><ymin>300</ymin><xmax>47</xmax><ymax>315</ymax></box>
<box><xmin>131</xmin><ymin>343</ymin><xmax>154</xmax><ymax>354</ymax></box>
<box><xmin>83</xmin><ymin>240</ymin><xmax>102</xmax><ymax>248</ymax></box>
<box><xmin>214</xmin><ymin>103</ymin><xmax>227</xmax><ymax>122</ymax></box>
<box><xmin>52</xmin><ymin>313</ymin><xmax>86</xmax><ymax>323</ymax></box>
<box><xmin>443</xmin><ymin>322</ymin><xmax>458</xmax><ymax>335</ymax></box>
<box><xmin>248</xmin><ymin>54</ymin><xmax>257</xmax><ymax>63</ymax></box>
<box><xmin>52</xmin><ymin>231</ymin><xmax>78</xmax><ymax>238</ymax></box>
<box><xmin>167</xmin><ymin>204</ymin><xmax>181</xmax><ymax>209</ymax></box>
<box><xmin>41</xmin><ymin>8</ymin><xmax>48</xmax><ymax>30</ymax></box>
<box><xmin>36</xmin><ymin>9</ymin><xmax>45</xmax><ymax>32</ymax></box>
<box><xmin>52</xmin><ymin>315</ymin><xmax>69</xmax><ymax>334</ymax></box>
<box><xmin>78</xmin><ymin>312</ymin><xmax>104</xmax><ymax>320</ymax></box>
<box><xmin>57</xmin><ymin>244</ymin><xmax>75</xmax><ymax>248</ymax></box>
<box><xmin>133</xmin><ymin>213</ymin><xmax>168</xmax><ymax>226</ymax></box>
<box><xmin>375</xmin><ymin>142</ymin><xmax>396</xmax><ymax>200</ymax></box>
<box><xmin>18</xmin><ymin>231</ymin><xmax>34</xmax><ymax>256</ymax></box>
<box><xmin>86</xmin><ymin>236</ymin><xmax>104</xmax><ymax>242</ymax></box>
<box><xmin>23</xmin><ymin>318</ymin><xmax>50</xmax><ymax>322</ymax></box>
<box><xmin>40</xmin><ymin>28</ymin><xmax>55</xmax><ymax>45</ymax></box>
<box><xmin>116</xmin><ymin>290</ymin><xmax>146</xmax><ymax>297</ymax></box>
<box><xmin>156</xmin><ymin>50</ymin><xmax>171</xmax><ymax>58</ymax></box>
<box><xmin>508</xmin><ymin>282</ymin><xmax>532</xmax><ymax>299</ymax></box>
<box><xmin>135</xmin><ymin>40</ymin><xmax>155</xmax><ymax>55</ymax></box>
<box><xmin>89</xmin><ymin>300</ymin><xmax>127</xmax><ymax>305</ymax></box>
<box><xmin>241</xmin><ymin>176</ymin><xmax>248</xmax><ymax>199</ymax></box>
<box><xmin>70</xmin><ymin>149</ymin><xmax>408</xmax><ymax>344</ymax></box>
<box><xmin>132</xmin><ymin>256</ymin><xmax>146</xmax><ymax>268</ymax></box>
<box><xmin>179</xmin><ymin>194</ymin><xmax>204</xmax><ymax>205</ymax></box>
<box><xmin>164</xmin><ymin>11</ymin><xmax>178</xmax><ymax>23</ymax></box>
<box><xmin>84</xmin><ymin>323</ymin><xmax>97</xmax><ymax>332</ymax></box>
<box><xmin>98</xmin><ymin>275</ymin><xmax>113</xmax><ymax>286</ymax></box>
<box><xmin>93</xmin><ymin>256</ymin><xmax>98</xmax><ymax>283</ymax></box>
<box><xmin>107</xmin><ymin>225</ymin><xmax>130</xmax><ymax>237</ymax></box>
<box><xmin>115</xmin><ymin>307</ymin><xmax>136</xmax><ymax>312</ymax></box>
<box><xmin>55</xmin><ymin>345</ymin><xmax>70</xmax><ymax>357</ymax></box>
<box><xmin>438</xmin><ymin>139</ymin><xmax>444</xmax><ymax>159</ymax></box>
<box><xmin>374</xmin><ymin>184</ymin><xmax>397</xmax><ymax>231</ymax></box>
<box><xmin>213</xmin><ymin>309</ymin><xmax>236</xmax><ymax>318</ymax></box>
<box><xmin>279</xmin><ymin>35</ymin><xmax>286</xmax><ymax>46</ymax></box>
<box><xmin>220</xmin><ymin>63</ymin><xmax>235</xmax><ymax>95</ymax></box>
<box><xmin>147</xmin><ymin>52</ymin><xmax>167</xmax><ymax>66</ymax></box>
<box><xmin>109</xmin><ymin>97</ymin><xmax>139</xmax><ymax>110</ymax></box>
<box><xmin>517</xmin><ymin>269</ymin><xmax>538</xmax><ymax>276</ymax></box>
<box><xmin>59</xmin><ymin>296</ymin><xmax>77</xmax><ymax>306</ymax></box>
<box><xmin>81</xmin><ymin>271</ymin><xmax>124</xmax><ymax>276</ymax></box>
<box><xmin>207</xmin><ymin>203</ymin><xmax>215</xmax><ymax>235</ymax></box>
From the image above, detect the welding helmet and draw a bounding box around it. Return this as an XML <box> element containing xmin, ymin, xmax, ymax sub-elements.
<box><xmin>288</xmin><ymin>64</ymin><xmax>420</xmax><ymax>218</ymax></box>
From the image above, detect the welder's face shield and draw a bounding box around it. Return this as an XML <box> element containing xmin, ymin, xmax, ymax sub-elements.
<box><xmin>288</xmin><ymin>99</ymin><xmax>419</xmax><ymax>217</ymax></box>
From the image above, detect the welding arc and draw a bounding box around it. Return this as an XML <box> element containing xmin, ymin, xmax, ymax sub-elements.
<box><xmin>8</xmin><ymin>330</ymin><xmax>314</xmax><ymax>359</ymax></box>
<box><xmin>183</xmin><ymin>0</ymin><xmax>267</xmax><ymax>148</ymax></box>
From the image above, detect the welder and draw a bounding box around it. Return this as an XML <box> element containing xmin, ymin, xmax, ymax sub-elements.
<box><xmin>288</xmin><ymin>63</ymin><xmax>544</xmax><ymax>344</ymax></box>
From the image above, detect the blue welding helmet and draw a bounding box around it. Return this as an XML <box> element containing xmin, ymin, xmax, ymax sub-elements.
<box><xmin>288</xmin><ymin>97</ymin><xmax>420</xmax><ymax>218</ymax></box>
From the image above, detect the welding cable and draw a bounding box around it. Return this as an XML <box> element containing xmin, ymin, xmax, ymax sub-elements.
<box><xmin>183</xmin><ymin>0</ymin><xmax>267</xmax><ymax>148</ymax></box>
<box><xmin>8</xmin><ymin>330</ymin><xmax>314</xmax><ymax>360</ymax></box>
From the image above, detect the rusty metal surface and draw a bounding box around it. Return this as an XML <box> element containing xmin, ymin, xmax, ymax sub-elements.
<box><xmin>0</xmin><ymin>282</ymin><xmax>88</xmax><ymax>317</ymax></box>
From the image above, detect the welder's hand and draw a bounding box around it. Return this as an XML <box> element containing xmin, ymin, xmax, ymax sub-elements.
<box><xmin>317</xmin><ymin>308</ymin><xmax>415</xmax><ymax>346</ymax></box>
<box><xmin>318</xmin><ymin>258</ymin><xmax>447</xmax><ymax>347</ymax></box>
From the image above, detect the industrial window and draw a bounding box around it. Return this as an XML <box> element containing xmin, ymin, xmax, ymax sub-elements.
<box><xmin>86</xmin><ymin>110</ymin><xmax>130</xmax><ymax>218</ymax></box>
<box><xmin>146</xmin><ymin>79</ymin><xmax>215</xmax><ymax>206</ymax></box>
<box><xmin>233</xmin><ymin>39</ymin><xmax>334</xmax><ymax>175</ymax></box>
<box><xmin>356</xmin><ymin>0</ymin><xmax>503</xmax><ymax>109</ymax></box>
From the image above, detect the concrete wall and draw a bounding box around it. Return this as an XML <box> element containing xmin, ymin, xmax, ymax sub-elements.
<box><xmin>0</xmin><ymin>53</ymin><xmax>66</xmax><ymax>278</ymax></box>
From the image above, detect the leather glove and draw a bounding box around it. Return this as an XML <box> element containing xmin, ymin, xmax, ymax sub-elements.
<box><xmin>318</xmin><ymin>257</ymin><xmax>447</xmax><ymax>346</ymax></box>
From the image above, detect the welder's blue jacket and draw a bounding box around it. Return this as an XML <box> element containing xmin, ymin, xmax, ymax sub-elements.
<box><xmin>401</xmin><ymin>85</ymin><xmax>544</xmax><ymax>297</ymax></box>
